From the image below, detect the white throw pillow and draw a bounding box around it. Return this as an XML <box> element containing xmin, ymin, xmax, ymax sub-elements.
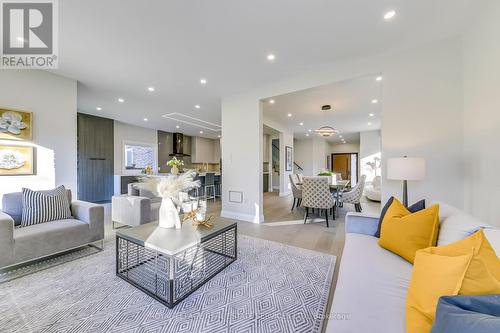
<box><xmin>431</xmin><ymin>201</ymin><xmax>491</xmax><ymax>246</ymax></box>
<box><xmin>484</xmin><ymin>228</ymin><xmax>500</xmax><ymax>257</ymax></box>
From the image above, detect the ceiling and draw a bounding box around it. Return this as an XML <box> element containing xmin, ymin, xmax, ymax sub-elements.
<box><xmin>263</xmin><ymin>75</ymin><xmax>382</xmax><ymax>144</ymax></box>
<box><xmin>53</xmin><ymin>0</ymin><xmax>471</xmax><ymax>138</ymax></box>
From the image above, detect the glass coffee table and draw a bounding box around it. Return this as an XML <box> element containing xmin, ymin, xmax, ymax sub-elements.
<box><xmin>116</xmin><ymin>219</ymin><xmax>237</xmax><ymax>308</ymax></box>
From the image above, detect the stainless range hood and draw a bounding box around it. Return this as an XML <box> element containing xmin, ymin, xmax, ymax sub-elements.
<box><xmin>169</xmin><ymin>132</ymin><xmax>190</xmax><ymax>157</ymax></box>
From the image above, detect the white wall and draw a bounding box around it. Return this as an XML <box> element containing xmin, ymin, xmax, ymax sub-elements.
<box><xmin>360</xmin><ymin>130</ymin><xmax>381</xmax><ymax>159</ymax></box>
<box><xmin>328</xmin><ymin>142</ymin><xmax>360</xmax><ymax>155</ymax></box>
<box><xmin>295</xmin><ymin>137</ymin><xmax>327</xmax><ymax>176</ymax></box>
<box><xmin>463</xmin><ymin>0</ymin><xmax>500</xmax><ymax>226</ymax></box>
<box><xmin>221</xmin><ymin>96</ymin><xmax>263</xmax><ymax>222</ymax></box>
<box><xmin>0</xmin><ymin>70</ymin><xmax>77</xmax><ymax>200</ymax></box>
<box><xmin>113</xmin><ymin>121</ymin><xmax>158</xmax><ymax>175</ymax></box>
<box><xmin>221</xmin><ymin>36</ymin><xmax>465</xmax><ymax>222</ymax></box>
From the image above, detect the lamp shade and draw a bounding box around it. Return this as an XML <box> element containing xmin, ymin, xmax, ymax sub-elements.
<box><xmin>387</xmin><ymin>157</ymin><xmax>426</xmax><ymax>181</ymax></box>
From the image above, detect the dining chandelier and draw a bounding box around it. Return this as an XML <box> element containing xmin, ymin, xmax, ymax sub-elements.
<box><xmin>314</xmin><ymin>104</ymin><xmax>338</xmax><ymax>137</ymax></box>
<box><xmin>314</xmin><ymin>126</ymin><xmax>338</xmax><ymax>137</ymax></box>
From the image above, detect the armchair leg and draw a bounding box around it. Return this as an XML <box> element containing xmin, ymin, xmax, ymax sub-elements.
<box><xmin>291</xmin><ymin>198</ymin><xmax>296</xmax><ymax>211</ymax></box>
<box><xmin>325</xmin><ymin>210</ymin><xmax>329</xmax><ymax>228</ymax></box>
<box><xmin>304</xmin><ymin>207</ymin><xmax>309</xmax><ymax>224</ymax></box>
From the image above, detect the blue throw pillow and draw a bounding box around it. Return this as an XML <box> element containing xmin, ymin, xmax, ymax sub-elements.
<box><xmin>431</xmin><ymin>295</ymin><xmax>500</xmax><ymax>333</ymax></box>
<box><xmin>375</xmin><ymin>196</ymin><xmax>425</xmax><ymax>238</ymax></box>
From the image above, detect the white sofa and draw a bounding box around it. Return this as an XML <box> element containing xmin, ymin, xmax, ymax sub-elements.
<box><xmin>326</xmin><ymin>202</ymin><xmax>496</xmax><ymax>333</ymax></box>
<box><xmin>364</xmin><ymin>176</ymin><xmax>381</xmax><ymax>202</ymax></box>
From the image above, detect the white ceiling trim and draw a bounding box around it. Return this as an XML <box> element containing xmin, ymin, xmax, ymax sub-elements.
<box><xmin>161</xmin><ymin>113</ymin><xmax>222</xmax><ymax>132</ymax></box>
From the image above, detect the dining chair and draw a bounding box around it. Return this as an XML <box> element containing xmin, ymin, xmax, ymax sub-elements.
<box><xmin>289</xmin><ymin>174</ymin><xmax>302</xmax><ymax>211</ymax></box>
<box><xmin>302</xmin><ymin>177</ymin><xmax>336</xmax><ymax>227</ymax></box>
<box><xmin>342</xmin><ymin>175</ymin><xmax>366</xmax><ymax>212</ymax></box>
<box><xmin>296</xmin><ymin>173</ymin><xmax>304</xmax><ymax>183</ymax></box>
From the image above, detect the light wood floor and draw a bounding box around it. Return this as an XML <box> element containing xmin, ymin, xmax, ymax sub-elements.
<box><xmin>107</xmin><ymin>194</ymin><xmax>381</xmax><ymax>332</ymax></box>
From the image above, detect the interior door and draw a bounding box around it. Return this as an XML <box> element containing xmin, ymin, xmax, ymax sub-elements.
<box><xmin>332</xmin><ymin>154</ymin><xmax>351</xmax><ymax>180</ymax></box>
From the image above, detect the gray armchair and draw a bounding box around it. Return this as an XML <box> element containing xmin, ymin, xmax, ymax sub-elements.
<box><xmin>0</xmin><ymin>189</ymin><xmax>104</xmax><ymax>269</ymax></box>
<box><xmin>111</xmin><ymin>183</ymin><xmax>161</xmax><ymax>228</ymax></box>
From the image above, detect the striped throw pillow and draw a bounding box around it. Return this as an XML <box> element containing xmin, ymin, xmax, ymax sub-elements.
<box><xmin>21</xmin><ymin>186</ymin><xmax>72</xmax><ymax>227</ymax></box>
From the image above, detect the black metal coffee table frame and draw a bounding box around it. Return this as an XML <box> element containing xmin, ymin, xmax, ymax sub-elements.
<box><xmin>116</xmin><ymin>222</ymin><xmax>237</xmax><ymax>308</ymax></box>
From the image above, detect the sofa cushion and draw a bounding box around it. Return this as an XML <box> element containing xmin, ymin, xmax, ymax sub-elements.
<box><xmin>3</xmin><ymin>189</ymin><xmax>72</xmax><ymax>227</ymax></box>
<box><xmin>434</xmin><ymin>230</ymin><xmax>500</xmax><ymax>295</ymax></box>
<box><xmin>21</xmin><ymin>186</ymin><xmax>73</xmax><ymax>227</ymax></box>
<box><xmin>379</xmin><ymin>199</ymin><xmax>439</xmax><ymax>263</ymax></box>
<box><xmin>406</xmin><ymin>247</ymin><xmax>473</xmax><ymax>333</ymax></box>
<box><xmin>430</xmin><ymin>295</ymin><xmax>500</xmax><ymax>333</ymax></box>
<box><xmin>375</xmin><ymin>196</ymin><xmax>426</xmax><ymax>237</ymax></box>
<box><xmin>327</xmin><ymin>233</ymin><xmax>412</xmax><ymax>333</ymax></box>
<box><xmin>13</xmin><ymin>218</ymin><xmax>90</xmax><ymax>262</ymax></box>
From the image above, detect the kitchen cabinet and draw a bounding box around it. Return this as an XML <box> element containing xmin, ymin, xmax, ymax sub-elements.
<box><xmin>192</xmin><ymin>137</ymin><xmax>220</xmax><ymax>163</ymax></box>
<box><xmin>77</xmin><ymin>113</ymin><xmax>114</xmax><ymax>203</ymax></box>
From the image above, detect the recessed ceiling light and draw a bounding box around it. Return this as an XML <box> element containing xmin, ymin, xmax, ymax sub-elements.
<box><xmin>368</xmin><ymin>122</ymin><xmax>372</xmax><ymax>126</ymax></box>
<box><xmin>369</xmin><ymin>113</ymin><xmax>375</xmax><ymax>117</ymax></box>
<box><xmin>299</xmin><ymin>122</ymin><xmax>304</xmax><ymax>126</ymax></box>
<box><xmin>287</xmin><ymin>113</ymin><xmax>292</xmax><ymax>117</ymax></box>
<box><xmin>176</xmin><ymin>125</ymin><xmax>180</xmax><ymax>129</ymax></box>
<box><xmin>269</xmin><ymin>99</ymin><xmax>275</xmax><ymax>104</ymax></box>
<box><xmin>118</xmin><ymin>98</ymin><xmax>124</xmax><ymax>103</ymax></box>
<box><xmin>96</xmin><ymin>107</ymin><xmax>102</xmax><ymax>111</ymax></box>
<box><xmin>199</xmin><ymin>131</ymin><xmax>204</xmax><ymax>134</ymax></box>
<box><xmin>384</xmin><ymin>10</ymin><xmax>396</xmax><ymax>20</ymax></box>
<box><xmin>195</xmin><ymin>105</ymin><xmax>201</xmax><ymax>109</ymax></box>
<box><xmin>339</xmin><ymin>135</ymin><xmax>343</xmax><ymax>138</ymax></box>
<box><xmin>267</xmin><ymin>54</ymin><xmax>276</xmax><ymax>61</ymax></box>
<box><xmin>371</xmin><ymin>99</ymin><xmax>378</xmax><ymax>104</ymax></box>
<box><xmin>200</xmin><ymin>78</ymin><xmax>207</xmax><ymax>85</ymax></box>
<box><xmin>143</xmin><ymin>118</ymin><xmax>148</xmax><ymax>122</ymax></box>
<box><xmin>376</xmin><ymin>76</ymin><xmax>383</xmax><ymax>82</ymax></box>
<box><xmin>147</xmin><ymin>86</ymin><xmax>155</xmax><ymax>92</ymax></box>
<box><xmin>308</xmin><ymin>129</ymin><xmax>312</xmax><ymax>132</ymax></box>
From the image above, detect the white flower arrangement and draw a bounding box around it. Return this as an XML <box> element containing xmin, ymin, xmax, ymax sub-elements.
<box><xmin>137</xmin><ymin>170</ymin><xmax>200</xmax><ymax>229</ymax></box>
<box><xmin>137</xmin><ymin>169</ymin><xmax>200</xmax><ymax>203</ymax></box>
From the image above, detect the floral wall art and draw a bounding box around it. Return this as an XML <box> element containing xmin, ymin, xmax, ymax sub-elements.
<box><xmin>0</xmin><ymin>145</ymin><xmax>35</xmax><ymax>176</ymax></box>
<box><xmin>0</xmin><ymin>109</ymin><xmax>32</xmax><ymax>141</ymax></box>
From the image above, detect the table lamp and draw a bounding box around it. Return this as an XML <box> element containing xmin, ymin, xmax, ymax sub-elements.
<box><xmin>387</xmin><ymin>157</ymin><xmax>426</xmax><ymax>207</ymax></box>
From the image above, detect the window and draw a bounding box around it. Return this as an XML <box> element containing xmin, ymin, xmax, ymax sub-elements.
<box><xmin>124</xmin><ymin>143</ymin><xmax>155</xmax><ymax>171</ymax></box>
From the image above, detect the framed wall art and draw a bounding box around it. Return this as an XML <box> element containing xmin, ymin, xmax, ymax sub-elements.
<box><xmin>0</xmin><ymin>108</ymin><xmax>33</xmax><ymax>141</ymax></box>
<box><xmin>0</xmin><ymin>145</ymin><xmax>35</xmax><ymax>176</ymax></box>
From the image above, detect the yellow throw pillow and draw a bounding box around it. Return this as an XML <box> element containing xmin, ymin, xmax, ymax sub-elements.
<box><xmin>431</xmin><ymin>229</ymin><xmax>500</xmax><ymax>295</ymax></box>
<box><xmin>406</xmin><ymin>248</ymin><xmax>472</xmax><ymax>333</ymax></box>
<box><xmin>378</xmin><ymin>198</ymin><xmax>440</xmax><ymax>263</ymax></box>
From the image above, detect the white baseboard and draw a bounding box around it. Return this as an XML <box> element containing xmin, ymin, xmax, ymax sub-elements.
<box><xmin>279</xmin><ymin>190</ymin><xmax>291</xmax><ymax>197</ymax></box>
<box><xmin>221</xmin><ymin>210</ymin><xmax>264</xmax><ymax>223</ymax></box>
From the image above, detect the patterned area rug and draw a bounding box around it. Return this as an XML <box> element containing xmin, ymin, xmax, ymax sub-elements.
<box><xmin>0</xmin><ymin>245</ymin><xmax>102</xmax><ymax>284</ymax></box>
<box><xmin>0</xmin><ymin>235</ymin><xmax>335</xmax><ymax>333</ymax></box>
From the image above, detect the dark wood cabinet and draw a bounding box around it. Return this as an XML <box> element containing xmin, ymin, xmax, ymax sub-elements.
<box><xmin>77</xmin><ymin>113</ymin><xmax>114</xmax><ymax>203</ymax></box>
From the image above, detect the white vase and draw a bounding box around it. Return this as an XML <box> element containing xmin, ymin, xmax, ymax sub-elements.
<box><xmin>171</xmin><ymin>165</ymin><xmax>179</xmax><ymax>175</ymax></box>
<box><xmin>159</xmin><ymin>197</ymin><xmax>182</xmax><ymax>229</ymax></box>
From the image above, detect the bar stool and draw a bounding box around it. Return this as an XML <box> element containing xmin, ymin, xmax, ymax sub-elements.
<box><xmin>215</xmin><ymin>176</ymin><xmax>222</xmax><ymax>198</ymax></box>
<box><xmin>204</xmin><ymin>172</ymin><xmax>216</xmax><ymax>201</ymax></box>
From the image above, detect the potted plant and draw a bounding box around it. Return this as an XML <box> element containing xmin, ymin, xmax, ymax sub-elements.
<box><xmin>167</xmin><ymin>156</ymin><xmax>184</xmax><ymax>175</ymax></box>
